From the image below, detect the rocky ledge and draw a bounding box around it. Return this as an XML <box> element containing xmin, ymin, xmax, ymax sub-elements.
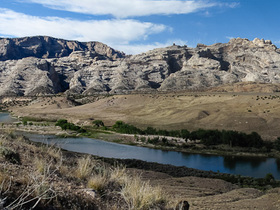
<box><xmin>0</xmin><ymin>36</ymin><xmax>280</xmax><ymax>96</ymax></box>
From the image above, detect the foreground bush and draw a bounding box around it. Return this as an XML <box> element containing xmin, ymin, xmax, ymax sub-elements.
<box><xmin>0</xmin><ymin>131</ymin><xmax>169</xmax><ymax>209</ymax></box>
<box><xmin>120</xmin><ymin>175</ymin><xmax>166</xmax><ymax>209</ymax></box>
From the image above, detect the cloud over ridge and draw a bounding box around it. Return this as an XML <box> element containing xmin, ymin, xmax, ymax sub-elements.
<box><xmin>21</xmin><ymin>0</ymin><xmax>218</xmax><ymax>18</ymax></box>
<box><xmin>0</xmin><ymin>8</ymin><xmax>167</xmax><ymax>45</ymax></box>
<box><xmin>0</xmin><ymin>1</ymin><xmax>240</xmax><ymax>54</ymax></box>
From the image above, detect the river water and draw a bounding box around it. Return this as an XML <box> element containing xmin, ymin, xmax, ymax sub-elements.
<box><xmin>24</xmin><ymin>133</ymin><xmax>280</xmax><ymax>179</ymax></box>
<box><xmin>0</xmin><ymin>112</ymin><xmax>17</xmax><ymax>123</ymax></box>
<box><xmin>1</xmin><ymin>113</ymin><xmax>280</xmax><ymax>179</ymax></box>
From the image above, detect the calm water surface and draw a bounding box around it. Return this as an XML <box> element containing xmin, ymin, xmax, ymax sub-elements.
<box><xmin>2</xmin><ymin>112</ymin><xmax>279</xmax><ymax>179</ymax></box>
<box><xmin>0</xmin><ymin>112</ymin><xmax>17</xmax><ymax>123</ymax></box>
<box><xmin>24</xmin><ymin>133</ymin><xmax>280</xmax><ymax>180</ymax></box>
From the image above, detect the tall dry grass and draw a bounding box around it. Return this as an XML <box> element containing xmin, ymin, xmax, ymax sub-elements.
<box><xmin>120</xmin><ymin>174</ymin><xmax>166</xmax><ymax>209</ymax></box>
<box><xmin>75</xmin><ymin>155</ymin><xmax>95</xmax><ymax>179</ymax></box>
<box><xmin>86</xmin><ymin>164</ymin><xmax>168</xmax><ymax>209</ymax></box>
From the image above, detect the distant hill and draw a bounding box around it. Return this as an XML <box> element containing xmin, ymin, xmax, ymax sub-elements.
<box><xmin>0</xmin><ymin>36</ymin><xmax>280</xmax><ymax>96</ymax></box>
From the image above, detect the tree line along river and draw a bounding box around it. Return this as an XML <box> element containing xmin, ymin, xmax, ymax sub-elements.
<box><xmin>1</xmin><ymin>112</ymin><xmax>280</xmax><ymax>180</ymax></box>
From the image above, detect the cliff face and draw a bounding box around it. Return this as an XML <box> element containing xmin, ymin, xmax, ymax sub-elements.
<box><xmin>0</xmin><ymin>36</ymin><xmax>124</xmax><ymax>61</ymax></box>
<box><xmin>0</xmin><ymin>36</ymin><xmax>280</xmax><ymax>96</ymax></box>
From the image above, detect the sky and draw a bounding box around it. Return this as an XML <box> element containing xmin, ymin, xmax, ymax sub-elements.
<box><xmin>0</xmin><ymin>0</ymin><xmax>279</xmax><ymax>55</ymax></box>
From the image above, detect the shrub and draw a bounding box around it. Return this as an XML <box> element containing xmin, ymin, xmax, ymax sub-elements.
<box><xmin>162</xmin><ymin>137</ymin><xmax>168</xmax><ymax>144</ymax></box>
<box><xmin>145</xmin><ymin>127</ymin><xmax>157</xmax><ymax>135</ymax></box>
<box><xmin>274</xmin><ymin>137</ymin><xmax>280</xmax><ymax>151</ymax></box>
<box><xmin>55</xmin><ymin>119</ymin><xmax>68</xmax><ymax>127</ymax></box>
<box><xmin>264</xmin><ymin>173</ymin><xmax>275</xmax><ymax>183</ymax></box>
<box><xmin>87</xmin><ymin>174</ymin><xmax>107</xmax><ymax>192</ymax></box>
<box><xmin>120</xmin><ymin>175</ymin><xmax>166</xmax><ymax>209</ymax></box>
<box><xmin>0</xmin><ymin>147</ymin><xmax>21</xmax><ymax>164</ymax></box>
<box><xmin>148</xmin><ymin>137</ymin><xmax>159</xmax><ymax>144</ymax></box>
<box><xmin>55</xmin><ymin>119</ymin><xmax>86</xmax><ymax>133</ymax></box>
<box><xmin>92</xmin><ymin>120</ymin><xmax>104</xmax><ymax>128</ymax></box>
<box><xmin>75</xmin><ymin>156</ymin><xmax>94</xmax><ymax>179</ymax></box>
<box><xmin>113</xmin><ymin>121</ymin><xmax>143</xmax><ymax>134</ymax></box>
<box><xmin>22</xmin><ymin>120</ymin><xmax>28</xmax><ymax>126</ymax></box>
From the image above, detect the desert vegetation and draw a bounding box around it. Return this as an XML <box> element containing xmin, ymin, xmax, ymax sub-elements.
<box><xmin>0</xmin><ymin>130</ymin><xmax>171</xmax><ymax>209</ymax></box>
<box><xmin>2</xmin><ymin>95</ymin><xmax>280</xmax><ymax>208</ymax></box>
<box><xmin>55</xmin><ymin>119</ymin><xmax>86</xmax><ymax>133</ymax></box>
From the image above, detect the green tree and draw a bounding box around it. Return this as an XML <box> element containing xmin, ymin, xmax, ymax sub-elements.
<box><xmin>264</xmin><ymin>173</ymin><xmax>275</xmax><ymax>183</ymax></box>
<box><xmin>274</xmin><ymin>137</ymin><xmax>280</xmax><ymax>151</ymax></box>
<box><xmin>22</xmin><ymin>120</ymin><xmax>28</xmax><ymax>126</ymax></box>
<box><xmin>180</xmin><ymin>129</ymin><xmax>190</xmax><ymax>140</ymax></box>
<box><xmin>92</xmin><ymin>120</ymin><xmax>104</xmax><ymax>128</ymax></box>
<box><xmin>145</xmin><ymin>127</ymin><xmax>157</xmax><ymax>135</ymax></box>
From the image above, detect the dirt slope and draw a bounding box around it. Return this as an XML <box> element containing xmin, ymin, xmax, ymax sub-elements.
<box><xmin>10</xmin><ymin>92</ymin><xmax>280</xmax><ymax>140</ymax></box>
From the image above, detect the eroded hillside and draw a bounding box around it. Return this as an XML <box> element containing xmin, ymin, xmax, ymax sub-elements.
<box><xmin>1</xmin><ymin>36</ymin><xmax>280</xmax><ymax>96</ymax></box>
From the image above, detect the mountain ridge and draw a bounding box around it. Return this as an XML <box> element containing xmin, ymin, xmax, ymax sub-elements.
<box><xmin>0</xmin><ymin>36</ymin><xmax>280</xmax><ymax>96</ymax></box>
<box><xmin>0</xmin><ymin>36</ymin><xmax>125</xmax><ymax>61</ymax></box>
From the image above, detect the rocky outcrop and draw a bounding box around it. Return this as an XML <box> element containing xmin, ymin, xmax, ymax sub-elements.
<box><xmin>0</xmin><ymin>36</ymin><xmax>124</xmax><ymax>61</ymax></box>
<box><xmin>0</xmin><ymin>36</ymin><xmax>280</xmax><ymax>96</ymax></box>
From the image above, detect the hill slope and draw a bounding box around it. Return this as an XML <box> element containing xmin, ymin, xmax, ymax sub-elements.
<box><xmin>9</xmin><ymin>92</ymin><xmax>280</xmax><ymax>140</ymax></box>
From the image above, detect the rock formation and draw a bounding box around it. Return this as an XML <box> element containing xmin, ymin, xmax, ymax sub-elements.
<box><xmin>0</xmin><ymin>36</ymin><xmax>280</xmax><ymax>96</ymax></box>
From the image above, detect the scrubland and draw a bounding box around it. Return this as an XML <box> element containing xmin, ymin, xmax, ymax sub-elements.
<box><xmin>9</xmin><ymin>92</ymin><xmax>280</xmax><ymax>140</ymax></box>
<box><xmin>3</xmin><ymin>92</ymin><xmax>280</xmax><ymax>209</ymax></box>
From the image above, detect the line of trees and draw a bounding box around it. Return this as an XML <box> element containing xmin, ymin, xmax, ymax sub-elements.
<box><xmin>112</xmin><ymin>121</ymin><xmax>264</xmax><ymax>148</ymax></box>
<box><xmin>55</xmin><ymin>119</ymin><xmax>266</xmax><ymax>149</ymax></box>
<box><xmin>189</xmin><ymin>129</ymin><xmax>263</xmax><ymax>148</ymax></box>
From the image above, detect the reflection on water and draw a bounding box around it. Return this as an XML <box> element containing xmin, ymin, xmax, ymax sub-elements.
<box><xmin>276</xmin><ymin>159</ymin><xmax>280</xmax><ymax>172</ymax></box>
<box><xmin>20</xmin><ymin>132</ymin><xmax>280</xmax><ymax>180</ymax></box>
<box><xmin>0</xmin><ymin>113</ymin><xmax>17</xmax><ymax>123</ymax></box>
<box><xmin>224</xmin><ymin>156</ymin><xmax>267</xmax><ymax>169</ymax></box>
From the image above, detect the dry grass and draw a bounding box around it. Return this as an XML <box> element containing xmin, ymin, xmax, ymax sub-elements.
<box><xmin>110</xmin><ymin>166</ymin><xmax>127</xmax><ymax>185</ymax></box>
<box><xmin>75</xmin><ymin>155</ymin><xmax>95</xmax><ymax>179</ymax></box>
<box><xmin>10</xmin><ymin>92</ymin><xmax>280</xmax><ymax>139</ymax></box>
<box><xmin>0</xmin><ymin>170</ymin><xmax>10</xmax><ymax>193</ymax></box>
<box><xmin>120</xmin><ymin>174</ymin><xmax>167</xmax><ymax>209</ymax></box>
<box><xmin>35</xmin><ymin>158</ymin><xmax>46</xmax><ymax>175</ymax></box>
<box><xmin>46</xmin><ymin>146</ymin><xmax>61</xmax><ymax>160</ymax></box>
<box><xmin>1</xmin><ymin>130</ymin><xmax>280</xmax><ymax>209</ymax></box>
<box><xmin>87</xmin><ymin>174</ymin><xmax>108</xmax><ymax>192</ymax></box>
<box><xmin>1</xmin><ymin>131</ymin><xmax>171</xmax><ymax>209</ymax></box>
<box><xmin>4</xmin><ymin>174</ymin><xmax>56</xmax><ymax>209</ymax></box>
<box><xmin>86</xmin><ymin>165</ymin><xmax>168</xmax><ymax>209</ymax></box>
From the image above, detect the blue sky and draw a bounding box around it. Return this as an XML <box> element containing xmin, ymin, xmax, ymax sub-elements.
<box><xmin>0</xmin><ymin>0</ymin><xmax>279</xmax><ymax>54</ymax></box>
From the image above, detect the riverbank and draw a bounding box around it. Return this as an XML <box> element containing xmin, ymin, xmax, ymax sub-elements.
<box><xmin>4</xmin><ymin>122</ymin><xmax>280</xmax><ymax>180</ymax></box>
<box><xmin>2</xmin><ymin>112</ymin><xmax>280</xmax><ymax>181</ymax></box>
<box><xmin>87</xmin><ymin>130</ymin><xmax>280</xmax><ymax>159</ymax></box>
<box><xmin>0</xmin><ymin>130</ymin><xmax>173</xmax><ymax>209</ymax></box>
<box><xmin>2</xmin><ymin>119</ymin><xmax>280</xmax><ymax>160</ymax></box>
<box><xmin>1</xmin><ymin>130</ymin><xmax>280</xmax><ymax>209</ymax></box>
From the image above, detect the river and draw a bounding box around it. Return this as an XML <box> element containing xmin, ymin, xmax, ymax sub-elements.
<box><xmin>1</xmin><ymin>112</ymin><xmax>280</xmax><ymax>179</ymax></box>
<box><xmin>0</xmin><ymin>112</ymin><xmax>17</xmax><ymax>123</ymax></box>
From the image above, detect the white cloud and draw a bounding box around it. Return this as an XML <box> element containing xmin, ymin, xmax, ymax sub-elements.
<box><xmin>0</xmin><ymin>8</ymin><xmax>168</xmax><ymax>45</ymax></box>
<box><xmin>226</xmin><ymin>2</ymin><xmax>240</xmax><ymax>8</ymax></box>
<box><xmin>21</xmin><ymin>0</ymin><xmax>217</xmax><ymax>18</ymax></box>
<box><xmin>273</xmin><ymin>40</ymin><xmax>280</xmax><ymax>48</ymax></box>
<box><xmin>226</xmin><ymin>36</ymin><xmax>235</xmax><ymax>40</ymax></box>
